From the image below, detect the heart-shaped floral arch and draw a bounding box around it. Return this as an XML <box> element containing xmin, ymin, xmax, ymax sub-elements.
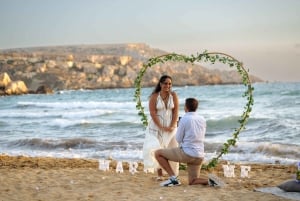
<box><xmin>134</xmin><ymin>51</ymin><xmax>254</xmax><ymax>169</ymax></box>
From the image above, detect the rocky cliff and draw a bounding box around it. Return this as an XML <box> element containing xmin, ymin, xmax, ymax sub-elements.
<box><xmin>0</xmin><ymin>43</ymin><xmax>262</xmax><ymax>94</ymax></box>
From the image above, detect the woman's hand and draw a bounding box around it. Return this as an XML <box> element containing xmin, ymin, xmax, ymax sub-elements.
<box><xmin>161</xmin><ymin>126</ymin><xmax>176</xmax><ymax>132</ymax></box>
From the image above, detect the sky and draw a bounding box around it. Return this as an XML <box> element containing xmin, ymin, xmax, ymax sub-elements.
<box><xmin>0</xmin><ymin>0</ymin><xmax>299</xmax><ymax>82</ymax></box>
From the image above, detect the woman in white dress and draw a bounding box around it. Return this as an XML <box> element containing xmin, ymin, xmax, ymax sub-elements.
<box><xmin>143</xmin><ymin>75</ymin><xmax>179</xmax><ymax>179</ymax></box>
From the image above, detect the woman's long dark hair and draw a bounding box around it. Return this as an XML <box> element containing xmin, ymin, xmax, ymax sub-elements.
<box><xmin>151</xmin><ymin>75</ymin><xmax>172</xmax><ymax>95</ymax></box>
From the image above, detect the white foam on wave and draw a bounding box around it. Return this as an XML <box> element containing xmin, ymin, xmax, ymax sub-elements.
<box><xmin>2</xmin><ymin>148</ymin><xmax>144</xmax><ymax>162</ymax></box>
<box><xmin>2</xmin><ymin>141</ymin><xmax>299</xmax><ymax>165</ymax></box>
<box><xmin>0</xmin><ymin>110</ymin><xmax>59</xmax><ymax>118</ymax></box>
<box><xmin>48</xmin><ymin>118</ymin><xmax>133</xmax><ymax>128</ymax></box>
<box><xmin>214</xmin><ymin>152</ymin><xmax>298</xmax><ymax>165</ymax></box>
<box><xmin>205</xmin><ymin>141</ymin><xmax>300</xmax><ymax>165</ymax></box>
<box><xmin>17</xmin><ymin>101</ymin><xmax>136</xmax><ymax>110</ymax></box>
<box><xmin>5</xmin><ymin>147</ymin><xmax>297</xmax><ymax>165</ymax></box>
<box><xmin>1</xmin><ymin>83</ymin><xmax>299</xmax><ymax>165</ymax></box>
<box><xmin>61</xmin><ymin>109</ymin><xmax>115</xmax><ymax>119</ymax></box>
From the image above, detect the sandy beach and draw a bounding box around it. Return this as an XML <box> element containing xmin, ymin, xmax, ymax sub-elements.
<box><xmin>0</xmin><ymin>155</ymin><xmax>298</xmax><ymax>201</ymax></box>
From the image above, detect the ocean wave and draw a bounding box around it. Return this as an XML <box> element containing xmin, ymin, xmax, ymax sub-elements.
<box><xmin>0</xmin><ymin>110</ymin><xmax>62</xmax><ymax>119</ymax></box>
<box><xmin>280</xmin><ymin>89</ymin><xmax>300</xmax><ymax>96</ymax></box>
<box><xmin>9</xmin><ymin>138</ymin><xmax>97</xmax><ymax>149</ymax></box>
<box><xmin>206</xmin><ymin>116</ymin><xmax>271</xmax><ymax>134</ymax></box>
<box><xmin>7</xmin><ymin>137</ymin><xmax>143</xmax><ymax>151</ymax></box>
<box><xmin>205</xmin><ymin>141</ymin><xmax>300</xmax><ymax>161</ymax></box>
<box><xmin>1</xmin><ymin>83</ymin><xmax>299</xmax><ymax>165</ymax></box>
<box><xmin>1</xmin><ymin>108</ymin><xmax>140</xmax><ymax>121</ymax></box>
<box><xmin>0</xmin><ymin>121</ymin><xmax>8</xmax><ymax>126</ymax></box>
<box><xmin>207</xmin><ymin>116</ymin><xmax>241</xmax><ymax>131</ymax></box>
<box><xmin>58</xmin><ymin>119</ymin><xmax>141</xmax><ymax>129</ymax></box>
<box><xmin>204</xmin><ymin>141</ymin><xmax>300</xmax><ymax>164</ymax></box>
<box><xmin>17</xmin><ymin>101</ymin><xmax>136</xmax><ymax>110</ymax></box>
<box><xmin>3</xmin><ymin>139</ymin><xmax>299</xmax><ymax>165</ymax></box>
<box><xmin>253</xmin><ymin>143</ymin><xmax>300</xmax><ymax>159</ymax></box>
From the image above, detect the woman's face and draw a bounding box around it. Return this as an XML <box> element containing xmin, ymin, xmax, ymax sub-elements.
<box><xmin>160</xmin><ymin>78</ymin><xmax>172</xmax><ymax>92</ymax></box>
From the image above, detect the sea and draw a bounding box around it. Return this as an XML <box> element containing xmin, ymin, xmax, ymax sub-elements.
<box><xmin>0</xmin><ymin>82</ymin><xmax>299</xmax><ymax>166</ymax></box>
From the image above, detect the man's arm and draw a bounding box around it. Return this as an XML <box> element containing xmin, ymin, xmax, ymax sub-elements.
<box><xmin>176</xmin><ymin>119</ymin><xmax>185</xmax><ymax>144</ymax></box>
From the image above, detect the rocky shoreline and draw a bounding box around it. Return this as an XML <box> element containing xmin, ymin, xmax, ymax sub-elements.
<box><xmin>0</xmin><ymin>43</ymin><xmax>262</xmax><ymax>95</ymax></box>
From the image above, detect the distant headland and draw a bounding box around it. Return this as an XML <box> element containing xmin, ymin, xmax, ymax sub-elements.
<box><xmin>0</xmin><ymin>43</ymin><xmax>262</xmax><ymax>95</ymax></box>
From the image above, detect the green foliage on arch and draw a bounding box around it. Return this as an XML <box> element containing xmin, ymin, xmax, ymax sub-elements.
<box><xmin>133</xmin><ymin>51</ymin><xmax>254</xmax><ymax>169</ymax></box>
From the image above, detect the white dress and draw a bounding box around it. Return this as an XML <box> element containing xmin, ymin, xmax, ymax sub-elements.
<box><xmin>143</xmin><ymin>92</ymin><xmax>179</xmax><ymax>175</ymax></box>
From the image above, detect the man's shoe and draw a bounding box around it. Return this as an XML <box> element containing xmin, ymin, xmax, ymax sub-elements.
<box><xmin>160</xmin><ymin>176</ymin><xmax>181</xmax><ymax>187</ymax></box>
<box><xmin>208</xmin><ymin>174</ymin><xmax>225</xmax><ymax>187</ymax></box>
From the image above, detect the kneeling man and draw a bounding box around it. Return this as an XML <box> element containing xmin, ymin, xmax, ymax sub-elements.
<box><xmin>155</xmin><ymin>98</ymin><xmax>223</xmax><ymax>187</ymax></box>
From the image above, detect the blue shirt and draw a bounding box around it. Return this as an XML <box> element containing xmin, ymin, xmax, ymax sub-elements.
<box><xmin>176</xmin><ymin>112</ymin><xmax>206</xmax><ymax>158</ymax></box>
